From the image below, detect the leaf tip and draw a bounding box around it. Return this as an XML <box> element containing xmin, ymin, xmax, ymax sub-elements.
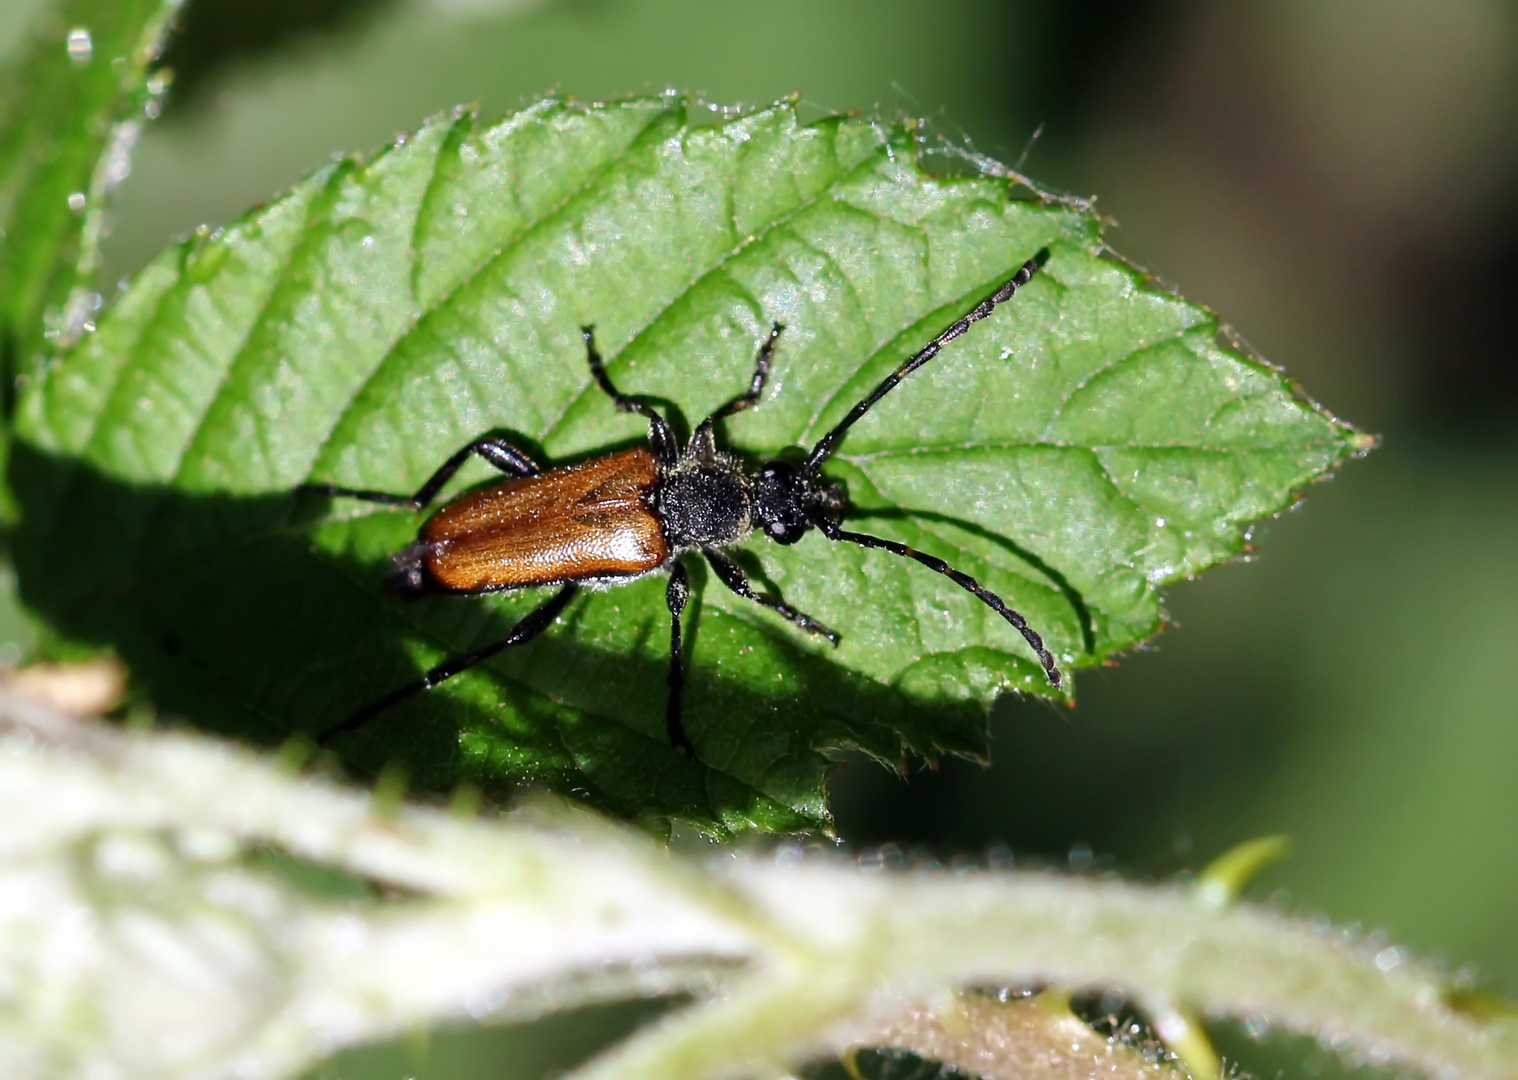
<box><xmin>1347</xmin><ymin>430</ymin><xmax>1380</xmax><ymax>455</ymax></box>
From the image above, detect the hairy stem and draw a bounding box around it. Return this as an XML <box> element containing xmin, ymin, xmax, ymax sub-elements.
<box><xmin>0</xmin><ymin>692</ymin><xmax>1510</xmax><ymax>1080</ymax></box>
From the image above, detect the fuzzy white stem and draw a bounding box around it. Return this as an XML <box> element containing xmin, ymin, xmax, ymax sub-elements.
<box><xmin>0</xmin><ymin>693</ymin><xmax>1509</xmax><ymax>1080</ymax></box>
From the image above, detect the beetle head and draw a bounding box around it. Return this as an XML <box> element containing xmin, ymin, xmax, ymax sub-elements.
<box><xmin>753</xmin><ymin>460</ymin><xmax>843</xmax><ymax>545</ymax></box>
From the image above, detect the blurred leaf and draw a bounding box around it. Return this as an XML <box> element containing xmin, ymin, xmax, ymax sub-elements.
<box><xmin>9</xmin><ymin>97</ymin><xmax>1361</xmax><ymax>833</ymax></box>
<box><xmin>157</xmin><ymin>0</ymin><xmax>395</xmax><ymax>117</ymax></box>
<box><xmin>0</xmin><ymin>0</ymin><xmax>180</xmax><ymax>389</ymax></box>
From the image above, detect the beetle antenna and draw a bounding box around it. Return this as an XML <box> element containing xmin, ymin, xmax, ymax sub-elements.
<box><xmin>802</xmin><ymin>248</ymin><xmax>1048</xmax><ymax>475</ymax></box>
<box><xmin>815</xmin><ymin>518</ymin><xmax>1062</xmax><ymax>689</ymax></box>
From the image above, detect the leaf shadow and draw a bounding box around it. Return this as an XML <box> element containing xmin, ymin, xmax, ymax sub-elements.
<box><xmin>10</xmin><ymin>442</ymin><xmax>1001</xmax><ymax>832</ymax></box>
<box><xmin>847</xmin><ymin>505</ymin><xmax>1097</xmax><ymax>658</ymax></box>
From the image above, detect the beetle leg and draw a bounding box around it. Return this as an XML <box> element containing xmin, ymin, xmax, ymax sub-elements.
<box><xmin>305</xmin><ymin>437</ymin><xmax>540</xmax><ymax>510</ymax></box>
<box><xmin>316</xmin><ymin>583</ymin><xmax>577</xmax><ymax>744</ymax></box>
<box><xmin>703</xmin><ymin>548</ymin><xmax>839</xmax><ymax>643</ymax></box>
<box><xmin>689</xmin><ymin>323</ymin><xmax>784</xmax><ymax>456</ymax></box>
<box><xmin>664</xmin><ymin>560</ymin><xmax>696</xmax><ymax>755</ymax></box>
<box><xmin>582</xmin><ymin>326</ymin><xmax>679</xmax><ymax>466</ymax></box>
<box><xmin>815</xmin><ymin>519</ymin><xmax>1063</xmax><ymax>690</ymax></box>
<box><xmin>406</xmin><ymin>438</ymin><xmax>540</xmax><ymax>506</ymax></box>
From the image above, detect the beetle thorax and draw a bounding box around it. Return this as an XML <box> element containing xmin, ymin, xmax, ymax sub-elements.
<box><xmin>656</xmin><ymin>453</ymin><xmax>754</xmax><ymax>549</ymax></box>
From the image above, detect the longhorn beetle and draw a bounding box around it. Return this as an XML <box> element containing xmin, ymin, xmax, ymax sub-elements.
<box><xmin>310</xmin><ymin>247</ymin><xmax>1060</xmax><ymax>754</ymax></box>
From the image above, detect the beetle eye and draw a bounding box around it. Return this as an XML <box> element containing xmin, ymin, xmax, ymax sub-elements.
<box><xmin>754</xmin><ymin>461</ymin><xmax>812</xmax><ymax>544</ymax></box>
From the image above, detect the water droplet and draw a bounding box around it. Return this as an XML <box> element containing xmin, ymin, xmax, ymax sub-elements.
<box><xmin>1242</xmin><ymin>1014</ymin><xmax>1272</xmax><ymax>1041</ymax></box>
<box><xmin>1375</xmin><ymin>946</ymin><xmax>1405</xmax><ymax>971</ymax></box>
<box><xmin>54</xmin><ymin>287</ymin><xmax>102</xmax><ymax>346</ymax></box>
<box><xmin>67</xmin><ymin>191</ymin><xmax>86</xmax><ymax>211</ymax></box>
<box><xmin>99</xmin><ymin>121</ymin><xmax>141</xmax><ymax>190</ymax></box>
<box><xmin>66</xmin><ymin>27</ymin><xmax>92</xmax><ymax>64</ymax></box>
<box><xmin>1155</xmin><ymin>516</ymin><xmax>1167</xmax><ymax>527</ymax></box>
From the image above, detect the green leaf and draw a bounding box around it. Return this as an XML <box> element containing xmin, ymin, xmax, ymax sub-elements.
<box><xmin>9</xmin><ymin>97</ymin><xmax>1365</xmax><ymax>833</ymax></box>
<box><xmin>0</xmin><ymin>0</ymin><xmax>180</xmax><ymax>385</ymax></box>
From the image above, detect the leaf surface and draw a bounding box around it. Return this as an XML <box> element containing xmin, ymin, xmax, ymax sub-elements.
<box><xmin>11</xmin><ymin>98</ymin><xmax>1363</xmax><ymax>832</ymax></box>
<box><xmin>0</xmin><ymin>0</ymin><xmax>180</xmax><ymax>383</ymax></box>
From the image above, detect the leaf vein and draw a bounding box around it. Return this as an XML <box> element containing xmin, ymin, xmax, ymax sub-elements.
<box><xmin>311</xmin><ymin>104</ymin><xmax>684</xmax><ymax>476</ymax></box>
<box><xmin>534</xmin><ymin>138</ymin><xmax>895</xmax><ymax>448</ymax></box>
<box><xmin>166</xmin><ymin>159</ymin><xmax>355</xmax><ymax>486</ymax></box>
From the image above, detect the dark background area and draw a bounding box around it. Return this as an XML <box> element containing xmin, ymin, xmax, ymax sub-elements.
<box><xmin>2</xmin><ymin>1</ymin><xmax>1514</xmax><ymax>1077</ymax></box>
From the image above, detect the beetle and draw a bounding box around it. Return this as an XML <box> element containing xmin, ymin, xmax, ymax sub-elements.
<box><xmin>309</xmin><ymin>247</ymin><xmax>1061</xmax><ymax>754</ymax></box>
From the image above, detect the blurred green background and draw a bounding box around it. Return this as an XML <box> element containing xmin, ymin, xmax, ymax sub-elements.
<box><xmin>2</xmin><ymin>1</ymin><xmax>1514</xmax><ymax>1076</ymax></box>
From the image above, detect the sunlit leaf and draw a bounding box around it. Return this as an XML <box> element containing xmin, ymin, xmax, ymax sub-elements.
<box><xmin>10</xmin><ymin>97</ymin><xmax>1364</xmax><ymax>832</ymax></box>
